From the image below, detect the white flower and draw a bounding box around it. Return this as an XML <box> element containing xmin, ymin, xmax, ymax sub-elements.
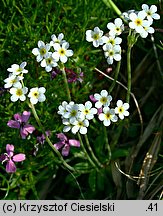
<box><xmin>122</xmin><ymin>10</ymin><xmax>136</xmax><ymax>21</ymax></box>
<box><xmin>94</xmin><ymin>90</ymin><xmax>112</xmax><ymax>108</ymax></box>
<box><xmin>103</xmin><ymin>35</ymin><xmax>122</xmax><ymax>46</ymax></box>
<box><xmin>40</xmin><ymin>52</ymin><xmax>58</xmax><ymax>72</ymax></box>
<box><xmin>99</xmin><ymin>107</ymin><xmax>118</xmax><ymax>126</ymax></box>
<box><xmin>4</xmin><ymin>74</ymin><xmax>21</xmax><ymax>88</ymax></box>
<box><xmin>28</xmin><ymin>87</ymin><xmax>46</xmax><ymax>104</ymax></box>
<box><xmin>71</xmin><ymin>117</ymin><xmax>89</xmax><ymax>134</ymax></box>
<box><xmin>78</xmin><ymin>101</ymin><xmax>97</xmax><ymax>120</ymax></box>
<box><xmin>140</xmin><ymin>24</ymin><xmax>155</xmax><ymax>38</ymax></box>
<box><xmin>142</xmin><ymin>4</ymin><xmax>160</xmax><ymax>22</ymax></box>
<box><xmin>50</xmin><ymin>33</ymin><xmax>66</xmax><ymax>47</ymax></box>
<box><xmin>62</xmin><ymin>101</ymin><xmax>80</xmax><ymax>122</ymax></box>
<box><xmin>62</xmin><ymin>118</ymin><xmax>72</xmax><ymax>133</ymax></box>
<box><xmin>115</xmin><ymin>100</ymin><xmax>129</xmax><ymax>119</ymax></box>
<box><xmin>58</xmin><ymin>101</ymin><xmax>68</xmax><ymax>116</ymax></box>
<box><xmin>52</xmin><ymin>42</ymin><xmax>73</xmax><ymax>63</ymax></box>
<box><xmin>107</xmin><ymin>18</ymin><xmax>124</xmax><ymax>36</ymax></box>
<box><xmin>10</xmin><ymin>83</ymin><xmax>28</xmax><ymax>102</ymax></box>
<box><xmin>32</xmin><ymin>41</ymin><xmax>50</xmax><ymax>62</ymax></box>
<box><xmin>7</xmin><ymin>62</ymin><xmax>28</xmax><ymax>76</ymax></box>
<box><xmin>129</xmin><ymin>11</ymin><xmax>150</xmax><ymax>34</ymax></box>
<box><xmin>86</xmin><ymin>27</ymin><xmax>105</xmax><ymax>47</ymax></box>
<box><xmin>103</xmin><ymin>44</ymin><xmax>121</xmax><ymax>64</ymax></box>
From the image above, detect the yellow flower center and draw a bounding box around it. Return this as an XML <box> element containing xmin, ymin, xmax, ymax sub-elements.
<box><xmin>118</xmin><ymin>107</ymin><xmax>124</xmax><ymax>113</ymax></box>
<box><xmin>100</xmin><ymin>97</ymin><xmax>107</xmax><ymax>104</ymax></box>
<box><xmin>109</xmin><ymin>39</ymin><xmax>115</xmax><ymax>45</ymax></box>
<box><xmin>16</xmin><ymin>89</ymin><xmax>23</xmax><ymax>96</ymax></box>
<box><xmin>40</xmin><ymin>48</ymin><xmax>46</xmax><ymax>55</ymax></box>
<box><xmin>70</xmin><ymin>110</ymin><xmax>77</xmax><ymax>117</ymax></box>
<box><xmin>135</xmin><ymin>18</ymin><xmax>142</xmax><ymax>26</ymax></box>
<box><xmin>59</xmin><ymin>48</ymin><xmax>65</xmax><ymax>55</ymax></box>
<box><xmin>78</xmin><ymin>121</ymin><xmax>84</xmax><ymax>127</ymax></box>
<box><xmin>84</xmin><ymin>109</ymin><xmax>89</xmax><ymax>115</ymax></box>
<box><xmin>47</xmin><ymin>58</ymin><xmax>52</xmax><ymax>64</ymax></box>
<box><xmin>106</xmin><ymin>112</ymin><xmax>111</xmax><ymax>120</ymax></box>
<box><xmin>93</xmin><ymin>33</ymin><xmax>100</xmax><ymax>40</ymax></box>
<box><xmin>32</xmin><ymin>91</ymin><xmax>39</xmax><ymax>98</ymax></box>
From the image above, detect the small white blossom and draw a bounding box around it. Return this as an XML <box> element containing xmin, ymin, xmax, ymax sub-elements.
<box><xmin>71</xmin><ymin>117</ymin><xmax>89</xmax><ymax>134</ymax></box>
<box><xmin>52</xmin><ymin>42</ymin><xmax>73</xmax><ymax>63</ymax></box>
<box><xmin>58</xmin><ymin>101</ymin><xmax>68</xmax><ymax>116</ymax></box>
<box><xmin>7</xmin><ymin>62</ymin><xmax>28</xmax><ymax>76</ymax></box>
<box><xmin>129</xmin><ymin>11</ymin><xmax>150</xmax><ymax>34</ymax></box>
<box><xmin>86</xmin><ymin>27</ymin><xmax>105</xmax><ymax>47</ymax></box>
<box><xmin>103</xmin><ymin>35</ymin><xmax>122</xmax><ymax>46</ymax></box>
<box><xmin>62</xmin><ymin>118</ymin><xmax>72</xmax><ymax>133</ymax></box>
<box><xmin>115</xmin><ymin>100</ymin><xmax>129</xmax><ymax>120</ymax></box>
<box><xmin>50</xmin><ymin>33</ymin><xmax>66</xmax><ymax>47</ymax></box>
<box><xmin>62</xmin><ymin>102</ymin><xmax>80</xmax><ymax>122</ymax></box>
<box><xmin>4</xmin><ymin>74</ymin><xmax>21</xmax><ymax>88</ymax></box>
<box><xmin>107</xmin><ymin>18</ymin><xmax>124</xmax><ymax>36</ymax></box>
<box><xmin>40</xmin><ymin>52</ymin><xmax>58</xmax><ymax>72</ymax></box>
<box><xmin>10</xmin><ymin>83</ymin><xmax>28</xmax><ymax>102</ymax></box>
<box><xmin>142</xmin><ymin>4</ymin><xmax>160</xmax><ymax>22</ymax></box>
<box><xmin>99</xmin><ymin>107</ymin><xmax>118</xmax><ymax>126</ymax></box>
<box><xmin>103</xmin><ymin>44</ymin><xmax>121</xmax><ymax>64</ymax></box>
<box><xmin>122</xmin><ymin>10</ymin><xmax>136</xmax><ymax>21</ymax></box>
<box><xmin>28</xmin><ymin>87</ymin><xmax>46</xmax><ymax>104</ymax></box>
<box><xmin>94</xmin><ymin>90</ymin><xmax>112</xmax><ymax>108</ymax></box>
<box><xmin>140</xmin><ymin>24</ymin><xmax>155</xmax><ymax>38</ymax></box>
<box><xmin>78</xmin><ymin>101</ymin><xmax>97</xmax><ymax>120</ymax></box>
<box><xmin>32</xmin><ymin>41</ymin><xmax>50</xmax><ymax>62</ymax></box>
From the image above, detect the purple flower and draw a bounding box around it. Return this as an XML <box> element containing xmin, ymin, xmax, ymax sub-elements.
<box><xmin>51</xmin><ymin>67</ymin><xmax>61</xmax><ymax>80</ymax></box>
<box><xmin>7</xmin><ymin>111</ymin><xmax>35</xmax><ymax>139</ymax></box>
<box><xmin>0</xmin><ymin>144</ymin><xmax>25</xmax><ymax>173</ymax></box>
<box><xmin>36</xmin><ymin>130</ymin><xmax>51</xmax><ymax>145</ymax></box>
<box><xmin>53</xmin><ymin>133</ymin><xmax>80</xmax><ymax>156</ymax></box>
<box><xmin>65</xmin><ymin>68</ymin><xmax>84</xmax><ymax>83</ymax></box>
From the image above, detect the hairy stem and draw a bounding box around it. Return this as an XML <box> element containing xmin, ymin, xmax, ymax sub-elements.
<box><xmin>77</xmin><ymin>133</ymin><xmax>99</xmax><ymax>171</ymax></box>
<box><xmin>29</xmin><ymin>102</ymin><xmax>75</xmax><ymax>172</ymax></box>
<box><xmin>109</xmin><ymin>60</ymin><xmax>121</xmax><ymax>94</ymax></box>
<box><xmin>84</xmin><ymin>134</ymin><xmax>103</xmax><ymax>168</ymax></box>
<box><xmin>62</xmin><ymin>67</ymin><xmax>71</xmax><ymax>102</ymax></box>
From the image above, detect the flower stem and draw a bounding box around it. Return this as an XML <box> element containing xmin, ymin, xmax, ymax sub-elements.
<box><xmin>109</xmin><ymin>61</ymin><xmax>121</xmax><ymax>94</ymax></box>
<box><xmin>102</xmin><ymin>0</ymin><xmax>122</xmax><ymax>16</ymax></box>
<box><xmin>126</xmin><ymin>45</ymin><xmax>131</xmax><ymax>103</ymax></box>
<box><xmin>77</xmin><ymin>133</ymin><xmax>99</xmax><ymax>171</ymax></box>
<box><xmin>62</xmin><ymin>67</ymin><xmax>71</xmax><ymax>102</ymax></box>
<box><xmin>104</xmin><ymin>126</ymin><xmax>111</xmax><ymax>161</ymax></box>
<box><xmin>84</xmin><ymin>134</ymin><xmax>103</xmax><ymax>168</ymax></box>
<box><xmin>29</xmin><ymin>102</ymin><xmax>75</xmax><ymax>172</ymax></box>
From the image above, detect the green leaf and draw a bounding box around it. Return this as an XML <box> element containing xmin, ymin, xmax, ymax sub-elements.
<box><xmin>88</xmin><ymin>170</ymin><xmax>96</xmax><ymax>192</ymax></box>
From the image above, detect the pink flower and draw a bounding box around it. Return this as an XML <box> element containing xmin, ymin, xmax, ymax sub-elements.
<box><xmin>0</xmin><ymin>144</ymin><xmax>25</xmax><ymax>173</ymax></box>
<box><xmin>7</xmin><ymin>111</ymin><xmax>35</xmax><ymax>139</ymax></box>
<box><xmin>36</xmin><ymin>130</ymin><xmax>51</xmax><ymax>145</ymax></box>
<box><xmin>53</xmin><ymin>133</ymin><xmax>80</xmax><ymax>156</ymax></box>
<box><xmin>65</xmin><ymin>68</ymin><xmax>84</xmax><ymax>83</ymax></box>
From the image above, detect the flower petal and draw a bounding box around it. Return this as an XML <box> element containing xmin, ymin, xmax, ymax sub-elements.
<box><xmin>7</xmin><ymin>120</ymin><xmax>20</xmax><ymax>129</ymax></box>
<box><xmin>6</xmin><ymin>160</ymin><xmax>16</xmax><ymax>173</ymax></box>
<box><xmin>13</xmin><ymin>154</ymin><xmax>26</xmax><ymax>162</ymax></box>
<box><xmin>69</xmin><ymin>139</ymin><xmax>80</xmax><ymax>147</ymax></box>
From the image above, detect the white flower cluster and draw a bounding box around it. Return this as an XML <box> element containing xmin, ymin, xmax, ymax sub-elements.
<box><xmin>32</xmin><ymin>33</ymin><xmax>73</xmax><ymax>72</ymax></box>
<box><xmin>86</xmin><ymin>18</ymin><xmax>123</xmax><ymax>65</ymax></box>
<box><xmin>58</xmin><ymin>90</ymin><xmax>129</xmax><ymax>134</ymax></box>
<box><xmin>4</xmin><ymin>62</ymin><xmax>46</xmax><ymax>104</ymax></box>
<box><xmin>86</xmin><ymin>4</ymin><xmax>160</xmax><ymax>64</ymax></box>
<box><xmin>127</xmin><ymin>4</ymin><xmax>160</xmax><ymax>38</ymax></box>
